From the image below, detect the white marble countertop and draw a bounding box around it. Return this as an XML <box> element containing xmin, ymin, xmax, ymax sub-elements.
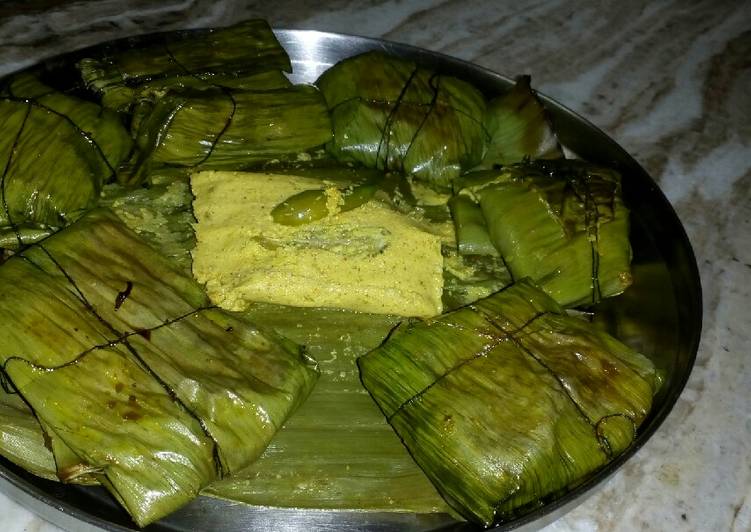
<box><xmin>0</xmin><ymin>1</ymin><xmax>749</xmax><ymax>531</ymax></box>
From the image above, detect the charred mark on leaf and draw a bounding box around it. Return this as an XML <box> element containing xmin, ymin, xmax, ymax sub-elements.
<box><xmin>114</xmin><ymin>281</ymin><xmax>133</xmax><ymax>310</ymax></box>
<box><xmin>41</xmin><ymin>429</ymin><xmax>53</xmax><ymax>452</ymax></box>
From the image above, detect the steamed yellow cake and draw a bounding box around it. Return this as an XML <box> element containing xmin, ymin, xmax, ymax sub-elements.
<box><xmin>191</xmin><ymin>170</ymin><xmax>443</xmax><ymax>317</ymax></box>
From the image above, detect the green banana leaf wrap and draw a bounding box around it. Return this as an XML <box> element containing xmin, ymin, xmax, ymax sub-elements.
<box><xmin>0</xmin><ymin>209</ymin><xmax>318</xmax><ymax>526</ymax></box>
<box><xmin>456</xmin><ymin>160</ymin><xmax>632</xmax><ymax>307</ymax></box>
<box><xmin>0</xmin><ymin>73</ymin><xmax>132</xmax><ymax>247</ymax></box>
<box><xmin>477</xmin><ymin>75</ymin><xmax>563</xmax><ymax>168</ymax></box>
<box><xmin>125</xmin><ymin>85</ymin><xmax>332</xmax><ymax>185</ymax></box>
<box><xmin>77</xmin><ymin>19</ymin><xmax>292</xmax><ymax>111</ymax></box>
<box><xmin>0</xmin><ymin>388</ymin><xmax>58</xmax><ymax>481</ymax></box>
<box><xmin>316</xmin><ymin>51</ymin><xmax>487</xmax><ymax>190</ymax></box>
<box><xmin>359</xmin><ymin>280</ymin><xmax>661</xmax><ymax>526</ymax></box>
<box><xmin>448</xmin><ymin>195</ymin><xmax>499</xmax><ymax>257</ymax></box>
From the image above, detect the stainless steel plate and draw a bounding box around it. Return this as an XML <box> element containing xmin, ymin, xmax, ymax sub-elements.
<box><xmin>0</xmin><ymin>28</ymin><xmax>701</xmax><ymax>531</ymax></box>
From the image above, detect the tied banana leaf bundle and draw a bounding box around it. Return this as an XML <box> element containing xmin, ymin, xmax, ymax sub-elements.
<box><xmin>359</xmin><ymin>280</ymin><xmax>661</xmax><ymax>526</ymax></box>
<box><xmin>0</xmin><ymin>73</ymin><xmax>132</xmax><ymax>248</ymax></box>
<box><xmin>317</xmin><ymin>51</ymin><xmax>487</xmax><ymax>190</ymax></box>
<box><xmin>478</xmin><ymin>75</ymin><xmax>563</xmax><ymax>168</ymax></box>
<box><xmin>78</xmin><ymin>19</ymin><xmax>292</xmax><ymax>111</ymax></box>
<box><xmin>0</xmin><ymin>209</ymin><xmax>317</xmax><ymax>526</ymax></box>
<box><xmin>317</xmin><ymin>55</ymin><xmax>564</xmax><ymax>191</ymax></box>
<box><xmin>455</xmin><ymin>159</ymin><xmax>632</xmax><ymax>307</ymax></box>
<box><xmin>125</xmin><ymin>86</ymin><xmax>332</xmax><ymax>185</ymax></box>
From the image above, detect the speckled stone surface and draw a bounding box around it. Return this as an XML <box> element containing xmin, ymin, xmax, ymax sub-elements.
<box><xmin>0</xmin><ymin>1</ymin><xmax>749</xmax><ymax>531</ymax></box>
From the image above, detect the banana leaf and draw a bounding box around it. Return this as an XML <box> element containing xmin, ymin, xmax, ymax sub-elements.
<box><xmin>458</xmin><ymin>160</ymin><xmax>632</xmax><ymax>307</ymax></box>
<box><xmin>317</xmin><ymin>52</ymin><xmax>487</xmax><ymax>190</ymax></box>
<box><xmin>3</xmin><ymin>73</ymin><xmax>132</xmax><ymax>168</ymax></box>
<box><xmin>359</xmin><ymin>280</ymin><xmax>661</xmax><ymax>526</ymax></box>
<box><xmin>0</xmin><ymin>73</ymin><xmax>132</xmax><ymax>246</ymax></box>
<box><xmin>78</xmin><ymin>20</ymin><xmax>292</xmax><ymax>111</ymax></box>
<box><xmin>441</xmin><ymin>250</ymin><xmax>511</xmax><ymax>310</ymax></box>
<box><xmin>0</xmin><ymin>209</ymin><xmax>317</xmax><ymax>526</ymax></box>
<box><xmin>0</xmin><ymin>380</ymin><xmax>99</xmax><ymax>485</ymax></box>
<box><xmin>0</xmin><ymin>386</ymin><xmax>58</xmax><ymax>481</ymax></box>
<box><xmin>128</xmin><ymin>69</ymin><xmax>291</xmax><ymax>117</ymax></box>
<box><xmin>0</xmin><ymin>226</ymin><xmax>52</xmax><ymax>249</ymax></box>
<box><xmin>254</xmin><ymin>157</ymin><xmax>385</xmax><ymax>184</ymax></box>
<box><xmin>477</xmin><ymin>76</ymin><xmax>563</xmax><ymax>168</ymax></box>
<box><xmin>205</xmin><ymin>305</ymin><xmax>449</xmax><ymax>514</ymax></box>
<box><xmin>125</xmin><ymin>86</ymin><xmax>332</xmax><ymax>185</ymax></box>
<box><xmin>0</xmin><ymin>301</ymin><xmax>453</xmax><ymax>514</ymax></box>
<box><xmin>126</xmin><ymin>69</ymin><xmax>292</xmax><ymax>142</ymax></box>
<box><xmin>448</xmin><ymin>195</ymin><xmax>499</xmax><ymax>257</ymax></box>
<box><xmin>100</xmin><ymin>168</ymin><xmax>195</xmax><ymax>273</ymax></box>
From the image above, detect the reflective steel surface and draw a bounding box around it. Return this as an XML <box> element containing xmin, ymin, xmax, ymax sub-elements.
<box><xmin>0</xmin><ymin>28</ymin><xmax>701</xmax><ymax>531</ymax></box>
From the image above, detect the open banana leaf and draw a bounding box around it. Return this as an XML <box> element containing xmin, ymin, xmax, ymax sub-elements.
<box><xmin>100</xmin><ymin>168</ymin><xmax>195</xmax><ymax>273</ymax></box>
<box><xmin>441</xmin><ymin>250</ymin><xmax>511</xmax><ymax>310</ymax></box>
<box><xmin>205</xmin><ymin>305</ymin><xmax>448</xmax><ymax>513</ymax></box>
<box><xmin>124</xmin><ymin>86</ymin><xmax>332</xmax><ymax>185</ymax></box>
<box><xmin>0</xmin><ymin>209</ymin><xmax>317</xmax><ymax>526</ymax></box>
<box><xmin>78</xmin><ymin>20</ymin><xmax>292</xmax><ymax>111</ymax></box>
<box><xmin>456</xmin><ymin>160</ymin><xmax>632</xmax><ymax>307</ymax></box>
<box><xmin>359</xmin><ymin>280</ymin><xmax>661</xmax><ymax>526</ymax></box>
<box><xmin>317</xmin><ymin>52</ymin><xmax>487</xmax><ymax>190</ymax></box>
<box><xmin>0</xmin><ymin>73</ymin><xmax>132</xmax><ymax>247</ymax></box>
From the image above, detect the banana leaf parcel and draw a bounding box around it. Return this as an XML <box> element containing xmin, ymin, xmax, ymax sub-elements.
<box><xmin>0</xmin><ymin>209</ymin><xmax>317</xmax><ymax>526</ymax></box>
<box><xmin>125</xmin><ymin>85</ymin><xmax>332</xmax><ymax>184</ymax></box>
<box><xmin>478</xmin><ymin>75</ymin><xmax>563</xmax><ymax>168</ymax></box>
<box><xmin>456</xmin><ymin>160</ymin><xmax>632</xmax><ymax>307</ymax></box>
<box><xmin>359</xmin><ymin>280</ymin><xmax>661</xmax><ymax>526</ymax></box>
<box><xmin>78</xmin><ymin>19</ymin><xmax>292</xmax><ymax>111</ymax></box>
<box><xmin>0</xmin><ymin>73</ymin><xmax>132</xmax><ymax>247</ymax></box>
<box><xmin>317</xmin><ymin>51</ymin><xmax>487</xmax><ymax>190</ymax></box>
